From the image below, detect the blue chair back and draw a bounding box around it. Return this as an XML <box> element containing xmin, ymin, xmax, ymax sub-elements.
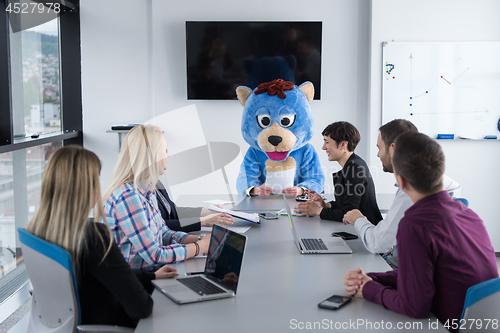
<box><xmin>18</xmin><ymin>228</ymin><xmax>81</xmax><ymax>333</ymax></box>
<box><xmin>460</xmin><ymin>277</ymin><xmax>500</xmax><ymax>332</ymax></box>
<box><xmin>454</xmin><ymin>198</ymin><xmax>469</xmax><ymax>207</ymax></box>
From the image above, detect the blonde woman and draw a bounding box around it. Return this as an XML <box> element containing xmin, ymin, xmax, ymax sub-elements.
<box><xmin>104</xmin><ymin>125</ymin><xmax>231</xmax><ymax>270</ymax></box>
<box><xmin>26</xmin><ymin>146</ymin><xmax>177</xmax><ymax>328</ymax></box>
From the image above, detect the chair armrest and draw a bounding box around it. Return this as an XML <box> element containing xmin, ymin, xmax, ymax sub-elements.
<box><xmin>77</xmin><ymin>325</ymin><xmax>135</xmax><ymax>333</ymax></box>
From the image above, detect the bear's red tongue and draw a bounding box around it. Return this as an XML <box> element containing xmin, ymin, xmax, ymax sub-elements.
<box><xmin>266</xmin><ymin>151</ymin><xmax>289</xmax><ymax>161</ymax></box>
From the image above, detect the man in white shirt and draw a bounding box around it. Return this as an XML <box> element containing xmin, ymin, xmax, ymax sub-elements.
<box><xmin>342</xmin><ymin>119</ymin><xmax>461</xmax><ymax>268</ymax></box>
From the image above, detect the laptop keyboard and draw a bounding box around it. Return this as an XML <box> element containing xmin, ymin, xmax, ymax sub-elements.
<box><xmin>178</xmin><ymin>276</ymin><xmax>226</xmax><ymax>296</ymax></box>
<box><xmin>301</xmin><ymin>238</ymin><xmax>328</xmax><ymax>251</ymax></box>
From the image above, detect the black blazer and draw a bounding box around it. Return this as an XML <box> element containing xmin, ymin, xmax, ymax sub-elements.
<box><xmin>319</xmin><ymin>153</ymin><xmax>383</xmax><ymax>224</ymax></box>
<box><xmin>156</xmin><ymin>181</ymin><xmax>202</xmax><ymax>232</ymax></box>
<box><xmin>79</xmin><ymin>223</ymin><xmax>155</xmax><ymax>327</ymax></box>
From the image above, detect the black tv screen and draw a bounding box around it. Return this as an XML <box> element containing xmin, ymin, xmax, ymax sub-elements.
<box><xmin>186</xmin><ymin>21</ymin><xmax>322</xmax><ymax>100</ymax></box>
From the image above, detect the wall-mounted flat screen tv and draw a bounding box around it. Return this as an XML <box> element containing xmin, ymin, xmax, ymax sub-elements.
<box><xmin>186</xmin><ymin>21</ymin><xmax>322</xmax><ymax>100</ymax></box>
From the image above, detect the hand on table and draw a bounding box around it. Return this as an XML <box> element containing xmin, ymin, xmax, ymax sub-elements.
<box><xmin>201</xmin><ymin>204</ymin><xmax>225</xmax><ymax>217</ymax></box>
<box><xmin>201</xmin><ymin>213</ymin><xmax>234</xmax><ymax>227</ymax></box>
<box><xmin>304</xmin><ymin>189</ymin><xmax>325</xmax><ymax>207</ymax></box>
<box><xmin>154</xmin><ymin>265</ymin><xmax>179</xmax><ymax>279</ymax></box>
<box><xmin>251</xmin><ymin>185</ymin><xmax>274</xmax><ymax>197</ymax></box>
<box><xmin>343</xmin><ymin>209</ymin><xmax>366</xmax><ymax>226</ymax></box>
<box><xmin>294</xmin><ymin>201</ymin><xmax>322</xmax><ymax>217</ymax></box>
<box><xmin>282</xmin><ymin>186</ymin><xmax>304</xmax><ymax>197</ymax></box>
<box><xmin>343</xmin><ymin>267</ymin><xmax>372</xmax><ymax>298</ymax></box>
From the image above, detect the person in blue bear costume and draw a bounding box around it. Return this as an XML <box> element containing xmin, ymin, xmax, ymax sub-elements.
<box><xmin>236</xmin><ymin>79</ymin><xmax>324</xmax><ymax>197</ymax></box>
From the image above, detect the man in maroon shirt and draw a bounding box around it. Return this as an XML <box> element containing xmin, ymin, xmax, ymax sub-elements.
<box><xmin>343</xmin><ymin>132</ymin><xmax>498</xmax><ymax>330</ymax></box>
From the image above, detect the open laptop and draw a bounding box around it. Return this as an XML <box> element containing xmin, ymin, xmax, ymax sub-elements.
<box><xmin>283</xmin><ymin>196</ymin><xmax>353</xmax><ymax>254</ymax></box>
<box><xmin>152</xmin><ymin>224</ymin><xmax>247</xmax><ymax>304</ymax></box>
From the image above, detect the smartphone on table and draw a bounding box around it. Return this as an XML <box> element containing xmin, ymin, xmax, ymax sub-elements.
<box><xmin>259</xmin><ymin>212</ymin><xmax>278</xmax><ymax>220</ymax></box>
<box><xmin>332</xmin><ymin>231</ymin><xmax>358</xmax><ymax>240</ymax></box>
<box><xmin>318</xmin><ymin>295</ymin><xmax>352</xmax><ymax>310</ymax></box>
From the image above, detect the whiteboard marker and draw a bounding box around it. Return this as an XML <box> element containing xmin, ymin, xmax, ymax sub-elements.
<box><xmin>436</xmin><ymin>134</ymin><xmax>454</xmax><ymax>139</ymax></box>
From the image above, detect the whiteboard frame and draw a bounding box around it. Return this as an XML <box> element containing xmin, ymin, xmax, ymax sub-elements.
<box><xmin>381</xmin><ymin>41</ymin><xmax>500</xmax><ymax>139</ymax></box>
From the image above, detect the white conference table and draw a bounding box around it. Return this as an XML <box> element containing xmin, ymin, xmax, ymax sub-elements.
<box><xmin>135</xmin><ymin>195</ymin><xmax>446</xmax><ymax>333</ymax></box>
<box><xmin>174</xmin><ymin>192</ymin><xmax>396</xmax><ymax>213</ymax></box>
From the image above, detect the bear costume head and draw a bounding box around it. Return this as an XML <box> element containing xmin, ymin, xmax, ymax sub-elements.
<box><xmin>235</xmin><ymin>78</ymin><xmax>324</xmax><ymax>196</ymax></box>
<box><xmin>236</xmin><ymin>79</ymin><xmax>314</xmax><ymax>161</ymax></box>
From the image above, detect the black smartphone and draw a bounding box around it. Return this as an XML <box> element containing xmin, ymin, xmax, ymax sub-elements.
<box><xmin>295</xmin><ymin>195</ymin><xmax>310</xmax><ymax>202</ymax></box>
<box><xmin>318</xmin><ymin>295</ymin><xmax>352</xmax><ymax>310</ymax></box>
<box><xmin>259</xmin><ymin>213</ymin><xmax>278</xmax><ymax>220</ymax></box>
<box><xmin>332</xmin><ymin>232</ymin><xmax>358</xmax><ymax>240</ymax></box>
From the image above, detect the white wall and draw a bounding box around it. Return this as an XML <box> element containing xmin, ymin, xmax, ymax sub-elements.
<box><xmin>80</xmin><ymin>0</ymin><xmax>153</xmax><ymax>191</ymax></box>
<box><xmin>370</xmin><ymin>0</ymin><xmax>500</xmax><ymax>249</ymax></box>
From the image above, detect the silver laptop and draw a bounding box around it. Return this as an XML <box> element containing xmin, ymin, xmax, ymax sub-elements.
<box><xmin>152</xmin><ymin>224</ymin><xmax>247</xmax><ymax>304</ymax></box>
<box><xmin>283</xmin><ymin>197</ymin><xmax>352</xmax><ymax>254</ymax></box>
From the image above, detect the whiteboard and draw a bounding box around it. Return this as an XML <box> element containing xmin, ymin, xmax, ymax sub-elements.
<box><xmin>382</xmin><ymin>42</ymin><xmax>500</xmax><ymax>138</ymax></box>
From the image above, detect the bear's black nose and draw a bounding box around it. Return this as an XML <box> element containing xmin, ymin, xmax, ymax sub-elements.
<box><xmin>268</xmin><ymin>136</ymin><xmax>283</xmax><ymax>147</ymax></box>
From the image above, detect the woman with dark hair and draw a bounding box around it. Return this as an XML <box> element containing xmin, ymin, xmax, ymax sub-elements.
<box><xmin>294</xmin><ymin>121</ymin><xmax>382</xmax><ymax>224</ymax></box>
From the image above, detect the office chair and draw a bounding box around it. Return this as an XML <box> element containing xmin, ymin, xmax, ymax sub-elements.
<box><xmin>459</xmin><ymin>277</ymin><xmax>500</xmax><ymax>332</ymax></box>
<box><xmin>18</xmin><ymin>228</ymin><xmax>134</xmax><ymax>333</ymax></box>
<box><xmin>454</xmin><ymin>198</ymin><xmax>469</xmax><ymax>207</ymax></box>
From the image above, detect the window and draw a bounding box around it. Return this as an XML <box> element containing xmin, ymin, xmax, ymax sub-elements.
<box><xmin>10</xmin><ymin>18</ymin><xmax>62</xmax><ymax>138</ymax></box>
<box><xmin>0</xmin><ymin>0</ymin><xmax>81</xmax><ymax>309</ymax></box>
<box><xmin>0</xmin><ymin>141</ymin><xmax>61</xmax><ymax>303</ymax></box>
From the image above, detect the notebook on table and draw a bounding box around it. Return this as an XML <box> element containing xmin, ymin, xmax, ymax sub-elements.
<box><xmin>283</xmin><ymin>196</ymin><xmax>352</xmax><ymax>254</ymax></box>
<box><xmin>208</xmin><ymin>205</ymin><xmax>260</xmax><ymax>223</ymax></box>
<box><xmin>152</xmin><ymin>224</ymin><xmax>247</xmax><ymax>304</ymax></box>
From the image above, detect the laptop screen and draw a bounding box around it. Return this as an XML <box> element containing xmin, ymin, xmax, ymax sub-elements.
<box><xmin>204</xmin><ymin>225</ymin><xmax>246</xmax><ymax>292</ymax></box>
<box><xmin>283</xmin><ymin>196</ymin><xmax>300</xmax><ymax>243</ymax></box>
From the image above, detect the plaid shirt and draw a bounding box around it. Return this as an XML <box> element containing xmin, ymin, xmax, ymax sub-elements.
<box><xmin>104</xmin><ymin>182</ymin><xmax>188</xmax><ymax>270</ymax></box>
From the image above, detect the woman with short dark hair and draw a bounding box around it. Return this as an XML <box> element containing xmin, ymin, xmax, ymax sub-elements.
<box><xmin>295</xmin><ymin>121</ymin><xmax>382</xmax><ymax>224</ymax></box>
